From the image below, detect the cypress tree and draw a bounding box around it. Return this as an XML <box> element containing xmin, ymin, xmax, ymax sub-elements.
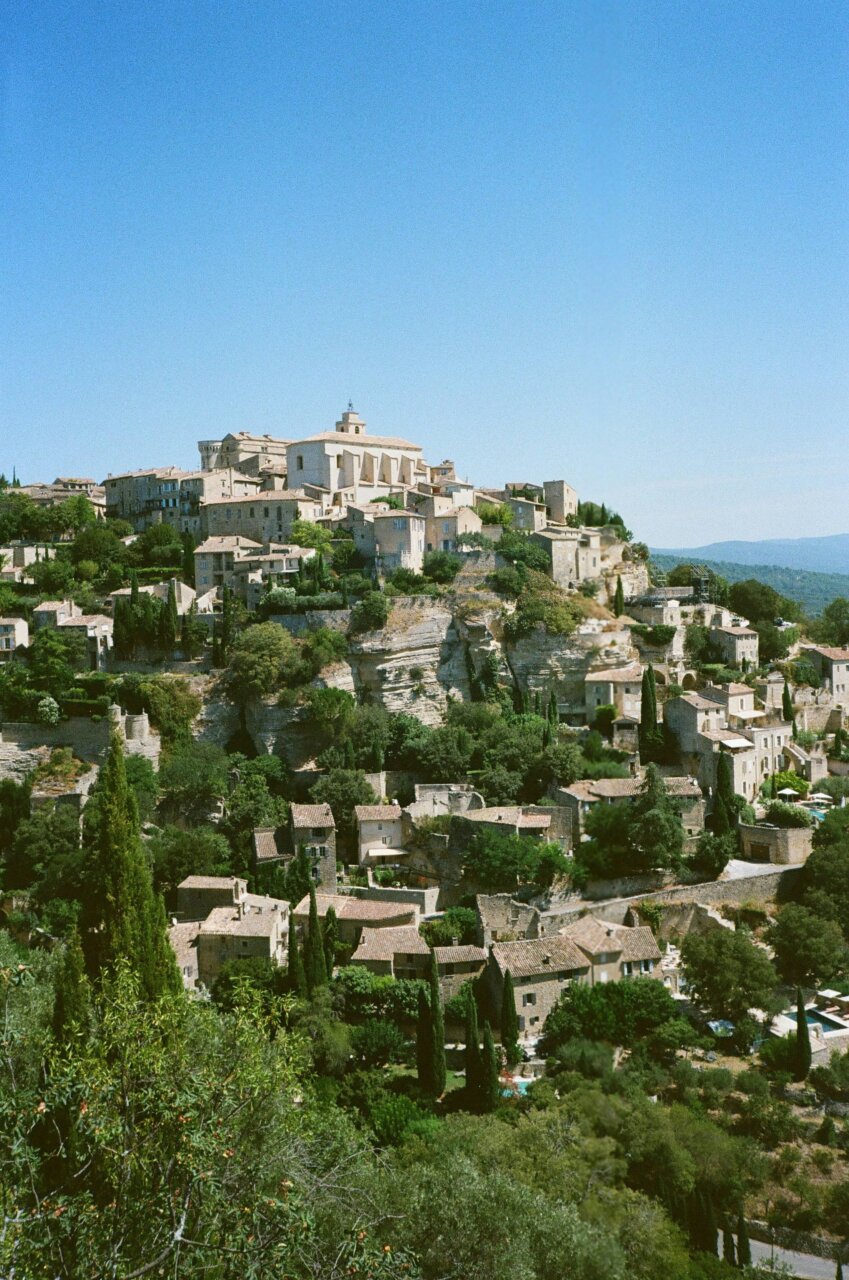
<box><xmin>181</xmin><ymin>531</ymin><xmax>196</xmax><ymax>585</ymax></box>
<box><xmin>836</xmin><ymin>1260</ymin><xmax>844</xmax><ymax>1280</ymax></box>
<box><xmin>158</xmin><ymin>587</ymin><xmax>177</xmax><ymax>654</ymax></box>
<box><xmin>794</xmin><ymin>986</ymin><xmax>812</xmax><ymax>1081</ymax></box>
<box><xmin>464</xmin><ymin>989</ymin><xmax>481</xmax><ymax>1105</ymax></box>
<box><xmin>702</xmin><ymin>1192</ymin><xmax>718</xmax><ymax>1256</ymax></box>
<box><xmin>221</xmin><ymin>585</ymin><xmax>234</xmax><ymax>656</ymax></box>
<box><xmin>304</xmin><ymin>885</ymin><xmax>328</xmax><ymax>992</ymax></box>
<box><xmin>480</xmin><ymin>1020</ymin><xmax>500</xmax><ymax>1113</ymax></box>
<box><xmin>716</xmin><ymin>751</ymin><xmax>735</xmax><ymax>809</ymax></box>
<box><xmin>167</xmin><ymin>578</ymin><xmax>179</xmax><ymax>630</ymax></box>
<box><xmin>323</xmin><ymin>904</ymin><xmax>338</xmax><ymax>977</ymax></box>
<box><xmin>416</xmin><ymin>987</ymin><xmax>433</xmax><ymax>1092</ymax></box>
<box><xmin>613</xmin><ymin>575</ymin><xmax>624</xmax><ymax>617</ymax></box>
<box><xmin>287</xmin><ymin>921</ymin><xmax>307</xmax><ymax>997</ymax></box>
<box><xmin>79</xmin><ymin>734</ymin><xmax>180</xmax><ymax>1001</ymax></box>
<box><xmin>722</xmin><ymin>1224</ymin><xmax>736</xmax><ymax>1267</ymax></box>
<box><xmin>712</xmin><ymin>793</ymin><xmax>732</xmax><ymax>837</ymax></box>
<box><xmin>428</xmin><ymin>951</ymin><xmax>446</xmax><ymax>1097</ymax></box>
<box><xmin>547</xmin><ymin>690</ymin><xmax>558</xmax><ymax>726</ymax></box>
<box><xmin>639</xmin><ymin>665</ymin><xmax>659</xmax><ymax>762</ymax></box>
<box><xmin>130</xmin><ymin>569</ymin><xmax>139</xmax><ymax>609</ymax></box>
<box><xmin>501</xmin><ymin>970</ymin><xmax>520</xmax><ymax>1067</ymax></box>
<box><xmin>52</xmin><ymin>931</ymin><xmax>90</xmax><ymax>1044</ymax></box>
<box><xmin>542</xmin><ymin>722</ymin><xmax>551</xmax><ymax>749</ymax></box>
<box><xmin>533</xmin><ymin>690</ymin><xmax>541</xmax><ymax>716</ymax></box>
<box><xmin>782</xmin><ymin>679</ymin><xmax>794</xmax><ymax>724</ymax></box>
<box><xmin>736</xmin><ymin>1212</ymin><xmax>751</xmax><ymax>1267</ymax></box>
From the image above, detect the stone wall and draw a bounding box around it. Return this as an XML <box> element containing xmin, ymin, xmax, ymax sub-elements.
<box><xmin>1</xmin><ymin>717</ymin><xmax>111</xmax><ymax>761</ymax></box>
<box><xmin>738</xmin><ymin>821</ymin><xmax>812</xmax><ymax>866</ymax></box>
<box><xmin>544</xmin><ymin>866</ymin><xmax>804</xmax><ymax>930</ymax></box>
<box><xmin>353</xmin><ymin>881</ymin><xmax>440</xmax><ymax>915</ymax></box>
<box><xmin>269</xmin><ymin>609</ymin><xmax>352</xmax><ymax>635</ymax></box>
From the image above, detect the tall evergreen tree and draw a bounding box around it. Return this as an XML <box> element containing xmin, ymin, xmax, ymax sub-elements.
<box><xmin>716</xmin><ymin>751</ymin><xmax>735</xmax><ymax>810</ymax></box>
<box><xmin>782</xmin><ymin>679</ymin><xmax>794</xmax><ymax>724</ymax></box>
<box><xmin>722</xmin><ymin>1224</ymin><xmax>736</xmax><ymax>1267</ymax></box>
<box><xmin>428</xmin><ymin>951</ymin><xmax>446</xmax><ymax>1097</ymax></box>
<box><xmin>323</xmin><ymin>905</ymin><xmax>338</xmax><ymax>977</ymax></box>
<box><xmin>836</xmin><ymin>1260</ymin><xmax>844</xmax><ymax>1280</ymax></box>
<box><xmin>736</xmin><ymin>1212</ymin><xmax>751</xmax><ymax>1267</ymax></box>
<box><xmin>52</xmin><ymin>931</ymin><xmax>90</xmax><ymax>1044</ymax></box>
<box><xmin>79</xmin><ymin>734</ymin><xmax>180</xmax><ymax>1001</ymax></box>
<box><xmin>501</xmin><ymin>970</ymin><xmax>520</xmax><ymax>1067</ymax></box>
<box><xmin>533</xmin><ymin>690</ymin><xmax>541</xmax><ymax>716</ymax></box>
<box><xmin>158</xmin><ymin>586</ymin><xmax>177</xmax><ymax>654</ymax></box>
<box><xmin>464</xmin><ymin>988</ymin><xmax>481</xmax><ymax>1106</ymax></box>
<box><xmin>613</xmin><ymin>575</ymin><xmax>624</xmax><ymax>617</ymax></box>
<box><xmin>181</xmin><ymin>531</ymin><xmax>196</xmax><ymax>585</ymax></box>
<box><xmin>416</xmin><ymin>986</ymin><xmax>433</xmax><ymax>1092</ymax></box>
<box><xmin>638</xmin><ymin>665</ymin><xmax>660</xmax><ymax>762</ymax></box>
<box><xmin>480</xmin><ymin>1020</ymin><xmax>500</xmax><ymax>1113</ymax></box>
<box><xmin>287</xmin><ymin>921</ymin><xmax>306</xmax><ymax>997</ymax></box>
<box><xmin>304</xmin><ymin>885</ymin><xmax>328</xmax><ymax>992</ymax></box>
<box><xmin>547</xmin><ymin>690</ymin><xmax>558</xmax><ymax>727</ymax></box>
<box><xmin>794</xmin><ymin>986</ymin><xmax>812</xmax><ymax>1081</ymax></box>
<box><xmin>221</xmin><ymin>585</ymin><xmax>234</xmax><ymax>656</ymax></box>
<box><xmin>702</xmin><ymin>1192</ymin><xmax>718</xmax><ymax>1256</ymax></box>
<box><xmin>129</xmin><ymin>569</ymin><xmax>139</xmax><ymax>610</ymax></box>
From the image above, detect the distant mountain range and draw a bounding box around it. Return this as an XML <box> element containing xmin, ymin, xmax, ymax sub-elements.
<box><xmin>648</xmin><ymin>553</ymin><xmax>849</xmax><ymax>617</ymax></box>
<box><xmin>652</xmin><ymin>533</ymin><xmax>849</xmax><ymax>576</ymax></box>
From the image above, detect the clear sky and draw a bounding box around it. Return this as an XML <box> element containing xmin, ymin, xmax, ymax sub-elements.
<box><xmin>2</xmin><ymin>1</ymin><xmax>848</xmax><ymax>546</ymax></box>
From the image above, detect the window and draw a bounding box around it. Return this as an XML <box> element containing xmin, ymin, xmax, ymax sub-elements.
<box><xmin>264</xmin><ymin>507</ymin><xmax>269</xmax><ymax>517</ymax></box>
<box><xmin>296</xmin><ymin>455</ymin><xmax>304</xmax><ymax>470</ymax></box>
<box><xmin>521</xmin><ymin>992</ymin><xmax>536</xmax><ymax>1007</ymax></box>
<box><xmin>393</xmin><ymin>518</ymin><xmax>405</xmax><ymax>531</ymax></box>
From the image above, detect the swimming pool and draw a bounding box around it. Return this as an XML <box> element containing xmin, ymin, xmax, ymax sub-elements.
<box><xmin>805</xmin><ymin>1010</ymin><xmax>849</xmax><ymax>1033</ymax></box>
<box><xmin>501</xmin><ymin>1078</ymin><xmax>533</xmax><ymax>1097</ymax></box>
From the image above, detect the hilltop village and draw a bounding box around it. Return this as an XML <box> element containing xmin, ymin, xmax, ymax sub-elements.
<box><xmin>2</xmin><ymin>408</ymin><xmax>849</xmax><ymax>1277</ymax></box>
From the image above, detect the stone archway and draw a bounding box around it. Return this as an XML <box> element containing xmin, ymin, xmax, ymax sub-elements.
<box><xmin>681</xmin><ymin>671</ymin><xmax>698</xmax><ymax>691</ymax></box>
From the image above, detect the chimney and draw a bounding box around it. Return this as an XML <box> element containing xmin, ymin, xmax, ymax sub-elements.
<box><xmin>542</xmin><ymin>953</ymin><xmax>551</xmax><ymax>965</ymax></box>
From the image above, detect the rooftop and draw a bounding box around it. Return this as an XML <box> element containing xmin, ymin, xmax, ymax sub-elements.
<box><xmin>585</xmin><ymin>663</ymin><xmax>643</xmax><ymax>683</ymax></box>
<box><xmin>461</xmin><ymin>806</ymin><xmax>552</xmax><ymax>829</ymax></box>
<box><xmin>293</xmin><ymin>893</ymin><xmax>417</xmax><ymax>923</ymax></box>
<box><xmin>490</xmin><ymin>936</ymin><xmax>589</xmax><ymax>980</ymax></box>
<box><xmin>351</xmin><ymin>925</ymin><xmax>429</xmax><ymax>963</ymax></box>
<box><xmin>808</xmin><ymin>646</ymin><xmax>849</xmax><ymax>662</ymax></box>
<box><xmin>289</xmin><ymin>431</ymin><xmax>422</xmax><ymax>450</ymax></box>
<box><xmin>194</xmin><ymin>535</ymin><xmax>263</xmax><ymax>553</ymax></box>
<box><xmin>355</xmin><ymin>804</ymin><xmax>403</xmax><ymax>822</ymax></box>
<box><xmin>290</xmin><ymin>802</ymin><xmax>335</xmax><ymax>829</ymax></box>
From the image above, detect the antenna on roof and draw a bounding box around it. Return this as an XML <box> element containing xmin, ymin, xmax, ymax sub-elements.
<box><xmin>347</xmin><ymin>399</ymin><xmax>354</xmax><ymax>411</ymax></box>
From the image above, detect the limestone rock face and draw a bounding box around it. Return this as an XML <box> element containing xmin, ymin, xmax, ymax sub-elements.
<box><xmin>507</xmin><ymin>623</ymin><xmax>638</xmax><ymax>715</ymax></box>
<box><xmin>345</xmin><ymin>598</ymin><xmax>471</xmax><ymax>725</ymax></box>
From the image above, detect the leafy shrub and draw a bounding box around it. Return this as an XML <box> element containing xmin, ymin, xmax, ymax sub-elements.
<box><xmin>349</xmin><ymin>591</ymin><xmax>390</xmax><ymax>634</ymax></box>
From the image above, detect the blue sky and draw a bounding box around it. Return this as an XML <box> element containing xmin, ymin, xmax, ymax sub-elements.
<box><xmin>2</xmin><ymin>1</ymin><xmax>848</xmax><ymax>545</ymax></box>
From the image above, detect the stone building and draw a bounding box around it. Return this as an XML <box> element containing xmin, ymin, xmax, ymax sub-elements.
<box><xmin>292</xmin><ymin>893</ymin><xmax>419</xmax><ymax>948</ymax></box>
<box><xmin>485</xmin><ymin>937</ymin><xmax>590</xmax><ymax>1036</ymax></box>
<box><xmin>738</xmin><ymin>822</ymin><xmax>812</xmax><ymax>866</ymax></box>
<box><xmin>171</xmin><ymin>875</ymin><xmax>290</xmax><ymax>990</ymax></box>
<box><xmin>201</xmin><ymin>489</ymin><xmax>325</xmax><ymax>543</ymax></box>
<box><xmin>804</xmin><ymin>646</ymin><xmax>849</xmax><ymax>704</ymax></box>
<box><xmin>0</xmin><ymin>617</ymin><xmax>28</xmax><ymax>662</ymax></box>
<box><xmin>286</xmin><ymin>803</ymin><xmax>338</xmax><ymax>891</ymax></box>
<box><xmin>355</xmin><ymin>803</ymin><xmax>405</xmax><ymax>864</ymax></box>
<box><xmin>584</xmin><ymin>662</ymin><xmax>643</xmax><ymax>722</ymax></box>
<box><xmin>711</xmin><ymin>625</ymin><xmax>759</xmax><ymax>669</ymax></box>
<box><xmin>286</xmin><ymin>408</ymin><xmax>427</xmax><ymax>507</ymax></box>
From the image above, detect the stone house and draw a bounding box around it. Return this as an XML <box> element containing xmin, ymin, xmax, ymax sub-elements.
<box><xmin>557</xmin><ymin>776</ymin><xmax>705</xmax><ymax>841</ymax></box>
<box><xmin>287</xmin><ymin>803</ymin><xmax>338</xmax><ymax>889</ymax></box>
<box><xmin>0</xmin><ymin>543</ymin><xmax>57</xmax><ymax>584</ymax></box>
<box><xmin>542</xmin><ymin>479</ymin><xmax>579</xmax><ymax>525</ymax></box>
<box><xmin>804</xmin><ymin>646</ymin><xmax>849</xmax><ymax>704</ymax></box>
<box><xmin>738</xmin><ymin>822</ymin><xmax>812</xmax><ymax>866</ymax></box>
<box><xmin>695</xmin><ymin>730</ymin><xmax>759</xmax><ymax>801</ymax></box>
<box><xmin>56</xmin><ymin>613</ymin><xmax>114</xmax><ymax>671</ymax></box>
<box><xmin>32</xmin><ymin>599</ymin><xmax>81</xmax><ymax>630</ymax></box>
<box><xmin>420</xmin><ymin>499</ymin><xmax>482</xmax><ymax>554</ymax></box>
<box><xmin>485</xmin><ymin>937</ymin><xmax>590</xmax><ymax>1035</ymax></box>
<box><xmin>0</xmin><ymin>617</ymin><xmax>28</xmax><ymax>662</ymax></box>
<box><xmin>200</xmin><ymin>431</ymin><xmax>292</xmax><ymax>477</ymax></box>
<box><xmin>711</xmin><ymin>625</ymin><xmax>759</xmax><ymax>669</ymax></box>
<box><xmin>229</xmin><ymin>543</ymin><xmax>317</xmax><ymax>608</ymax></box>
<box><xmin>584</xmin><ymin>662</ymin><xmax>643</xmax><ymax>722</ymax></box>
<box><xmin>664</xmin><ymin>693</ymin><xmax>727</xmax><ymax>754</ymax></box>
<box><xmin>506</xmin><ymin>496</ymin><xmax>547</xmax><ymax>532</ymax></box>
<box><xmin>292</xmin><ymin>893</ymin><xmax>419</xmax><ymax>947</ymax></box>
<box><xmin>451</xmin><ymin>805</ymin><xmax>572</xmax><ymax>849</ymax></box>
<box><xmin>104</xmin><ymin>466</ymin><xmax>189</xmax><ymax>529</ymax></box>
<box><xmin>108</xmin><ymin>576</ymin><xmax>197</xmax><ymax>617</ymax></box>
<box><xmin>559</xmin><ymin>916</ymin><xmax>662</xmax><ymax>984</ymax></box>
<box><xmin>475</xmin><ymin>894</ymin><xmax>542</xmax><ymax>947</ymax></box>
<box><xmin>177</xmin><ymin>875</ymin><xmax>249</xmax><ymax>921</ymax></box>
<box><xmin>344</xmin><ymin>504</ymin><xmax>427</xmax><ymax>574</ymax></box>
<box><xmin>349</xmin><ymin>926</ymin><xmax>487</xmax><ymax>998</ymax></box>
<box><xmin>201</xmin><ymin>489</ymin><xmax>324</xmax><ymax>543</ymax></box>
<box><xmin>171</xmin><ymin>875</ymin><xmax>290</xmax><ymax>990</ymax></box>
<box><xmin>355</xmin><ymin>803</ymin><xmax>405</xmax><ymax>864</ymax></box>
<box><xmin>530</xmin><ymin>527</ymin><xmax>603</xmax><ymax>591</ymax></box>
<box><xmin>433</xmin><ymin>943</ymin><xmax>488</xmax><ymax>1000</ymax></box>
<box><xmin>702</xmin><ymin>682</ymin><xmax>760</xmax><ymax>725</ymax></box>
<box><xmin>193</xmin><ymin>535</ymin><xmax>263</xmax><ymax>591</ymax></box>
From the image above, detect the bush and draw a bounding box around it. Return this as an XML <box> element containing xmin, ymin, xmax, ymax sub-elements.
<box><xmin>349</xmin><ymin>591</ymin><xmax>390</xmax><ymax>634</ymax></box>
<box><xmin>764</xmin><ymin>801</ymin><xmax>812</xmax><ymax>829</ymax></box>
<box><xmin>423</xmin><ymin>551</ymin><xmax>462</xmax><ymax>583</ymax></box>
<box><xmin>350</xmin><ymin>1019</ymin><xmax>410</xmax><ymax>1066</ymax></box>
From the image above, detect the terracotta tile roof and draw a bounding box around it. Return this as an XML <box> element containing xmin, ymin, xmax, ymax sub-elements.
<box><xmin>351</xmin><ymin>925</ymin><xmax>429</xmax><ymax>963</ymax></box>
<box><xmin>433</xmin><ymin>944</ymin><xmax>487</xmax><ymax>965</ymax></box>
<box><xmin>809</xmin><ymin>646</ymin><xmax>849</xmax><ymax>662</ymax></box>
<box><xmin>560</xmin><ymin>915</ymin><xmax>622</xmax><ymax>956</ymax></box>
<box><xmin>290</xmin><ymin>803</ymin><xmax>335</xmax><ymax>829</ymax></box>
<box><xmin>199</xmin><ymin>898</ymin><xmax>287</xmax><ymax>937</ymax></box>
<box><xmin>461</xmin><ymin>806</ymin><xmax>552</xmax><ymax>829</ymax></box>
<box><xmin>489</xmin><ymin>937</ymin><xmax>589</xmax><ymax>980</ymax></box>
<box><xmin>355</xmin><ymin>804</ymin><xmax>403</xmax><ymax>822</ymax></box>
<box><xmin>179</xmin><ymin>875</ymin><xmax>242</xmax><ymax>890</ymax></box>
<box><xmin>252</xmin><ymin>828</ymin><xmax>281</xmax><ymax>862</ymax></box>
<box><xmin>611</xmin><ymin>925</ymin><xmax>662</xmax><ymax>963</ymax></box>
<box><xmin>585</xmin><ymin>663</ymin><xmax>643</xmax><ymax>683</ymax></box>
<box><xmin>714</xmin><ymin>625</ymin><xmax>757</xmax><ymax>637</ymax></box>
<box><xmin>293</xmin><ymin>894</ymin><xmax>416</xmax><ymax>924</ymax></box>
<box><xmin>564</xmin><ymin>776</ymin><xmax>702</xmax><ymax>802</ymax></box>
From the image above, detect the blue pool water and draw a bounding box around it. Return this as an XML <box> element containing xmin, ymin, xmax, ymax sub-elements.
<box><xmin>502</xmin><ymin>1078</ymin><xmax>533</xmax><ymax>1097</ymax></box>
<box><xmin>805</xmin><ymin>1011</ymin><xmax>847</xmax><ymax>1033</ymax></box>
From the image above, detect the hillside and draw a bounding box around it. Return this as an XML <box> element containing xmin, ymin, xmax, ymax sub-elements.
<box><xmin>652</xmin><ymin>531</ymin><xmax>849</xmax><ymax>575</ymax></box>
<box><xmin>649</xmin><ymin>552</ymin><xmax>849</xmax><ymax>617</ymax></box>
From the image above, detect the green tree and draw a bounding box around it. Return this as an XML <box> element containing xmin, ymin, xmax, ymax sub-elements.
<box><xmin>416</xmin><ymin>986</ymin><xmax>433</xmax><ymax>1092</ymax></box>
<box><xmin>287</xmin><ymin>920</ymin><xmax>307</xmax><ymax>996</ymax></box>
<box><xmin>428</xmin><ymin>951</ymin><xmax>446</xmax><ymax>1098</ymax></box>
<box><xmin>480</xmin><ymin>1021</ymin><xmax>500</xmax><ymax>1113</ymax></box>
<box><xmin>304</xmin><ymin>885</ymin><xmax>328</xmax><ymax>993</ymax></box>
<box><xmin>79</xmin><ymin>734</ymin><xmax>180</xmax><ymax>1001</ymax></box>
<box><xmin>768</xmin><ymin>904</ymin><xmax>846</xmax><ymax>987</ymax></box>
<box><xmin>227</xmin><ymin>622</ymin><xmax>298</xmax><ymax>701</ymax></box>
<box><xmin>794</xmin><ymin>986</ymin><xmax>812</xmax><ymax>1082</ymax></box>
<box><xmin>157</xmin><ymin>580</ymin><xmax>178</xmax><ymax>653</ymax></box>
<box><xmin>501</xmin><ymin>970</ymin><xmax>520</xmax><ymax>1068</ymax></box>
<box><xmin>464</xmin><ymin>989</ymin><xmax>481</xmax><ymax>1106</ymax></box>
<box><xmin>51</xmin><ymin>931</ymin><xmax>90</xmax><ymax>1044</ymax></box>
<box><xmin>323</xmin><ymin>904</ymin><xmax>339</xmax><ymax>977</ymax></box>
<box><xmin>736</xmin><ymin>1212</ymin><xmax>751</xmax><ymax>1266</ymax></box>
<box><xmin>638</xmin><ymin>665</ymin><xmax>662</xmax><ymax>762</ymax></box>
<box><xmin>613</xmin><ymin>575</ymin><xmax>624</xmax><ymax>617</ymax></box>
<box><xmin>309</xmin><ymin>768</ymin><xmax>377</xmax><ymax>850</ymax></box>
<box><xmin>680</xmin><ymin>930</ymin><xmax>777</xmax><ymax>1023</ymax></box>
